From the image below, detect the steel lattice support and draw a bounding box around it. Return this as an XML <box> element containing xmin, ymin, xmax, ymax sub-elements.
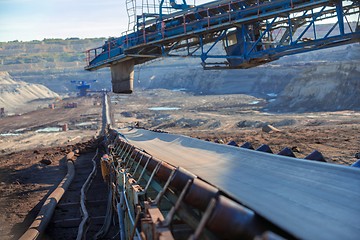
<box><xmin>85</xmin><ymin>0</ymin><xmax>359</xmax><ymax>71</ymax></box>
<box><xmin>104</xmin><ymin>130</ymin><xmax>287</xmax><ymax>240</ymax></box>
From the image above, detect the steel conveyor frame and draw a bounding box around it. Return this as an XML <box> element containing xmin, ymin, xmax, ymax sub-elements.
<box><xmin>102</xmin><ymin>127</ymin><xmax>360</xmax><ymax>240</ymax></box>
<box><xmin>85</xmin><ymin>0</ymin><xmax>360</xmax><ymax>70</ymax></box>
<box><xmin>104</xmin><ymin>130</ymin><xmax>290</xmax><ymax>240</ymax></box>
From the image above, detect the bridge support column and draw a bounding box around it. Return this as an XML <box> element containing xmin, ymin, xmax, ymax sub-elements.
<box><xmin>110</xmin><ymin>60</ymin><xmax>134</xmax><ymax>94</ymax></box>
<box><xmin>335</xmin><ymin>0</ymin><xmax>344</xmax><ymax>35</ymax></box>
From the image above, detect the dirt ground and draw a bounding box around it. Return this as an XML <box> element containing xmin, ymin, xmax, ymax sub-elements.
<box><xmin>0</xmin><ymin>90</ymin><xmax>359</xmax><ymax>239</ymax></box>
<box><xmin>0</xmin><ymin>96</ymin><xmax>102</xmax><ymax>239</ymax></box>
<box><xmin>111</xmin><ymin>89</ymin><xmax>360</xmax><ymax>165</ymax></box>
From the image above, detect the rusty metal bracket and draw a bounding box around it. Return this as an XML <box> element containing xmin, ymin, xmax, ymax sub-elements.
<box><xmin>119</xmin><ymin>142</ymin><xmax>129</xmax><ymax>160</ymax></box>
<box><xmin>122</xmin><ymin>145</ymin><xmax>133</xmax><ymax>163</ymax></box>
<box><xmin>122</xmin><ymin>173</ymin><xmax>141</xmax><ymax>239</ymax></box>
<box><xmin>116</xmin><ymin>141</ymin><xmax>125</xmax><ymax>154</ymax></box>
<box><xmin>138</xmin><ymin>161</ymin><xmax>163</xmax><ymax>196</ymax></box>
<box><xmin>127</xmin><ymin>151</ymin><xmax>141</xmax><ymax>171</ymax></box>
<box><xmin>137</xmin><ymin>156</ymin><xmax>152</xmax><ymax>182</ymax></box>
<box><xmin>112</xmin><ymin>141</ymin><xmax>121</xmax><ymax>154</ymax></box>
<box><xmin>153</xmin><ymin>168</ymin><xmax>177</xmax><ymax>206</ymax></box>
<box><xmin>162</xmin><ymin>179</ymin><xmax>192</xmax><ymax>227</ymax></box>
<box><xmin>125</xmin><ymin>150</ymin><xmax>137</xmax><ymax>169</ymax></box>
<box><xmin>130</xmin><ymin>205</ymin><xmax>142</xmax><ymax>240</ymax></box>
<box><xmin>132</xmin><ymin>154</ymin><xmax>144</xmax><ymax>176</ymax></box>
<box><xmin>189</xmin><ymin>198</ymin><xmax>217</xmax><ymax>240</ymax></box>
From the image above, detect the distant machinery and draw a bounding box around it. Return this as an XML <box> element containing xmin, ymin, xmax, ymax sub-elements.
<box><xmin>70</xmin><ymin>80</ymin><xmax>96</xmax><ymax>97</ymax></box>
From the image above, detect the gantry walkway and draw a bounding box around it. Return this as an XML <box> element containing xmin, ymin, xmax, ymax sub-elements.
<box><xmin>85</xmin><ymin>0</ymin><xmax>359</xmax><ymax>70</ymax></box>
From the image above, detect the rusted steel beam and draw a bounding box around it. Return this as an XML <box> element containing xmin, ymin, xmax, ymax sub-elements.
<box><xmin>142</xmin><ymin>202</ymin><xmax>174</xmax><ymax>240</ymax></box>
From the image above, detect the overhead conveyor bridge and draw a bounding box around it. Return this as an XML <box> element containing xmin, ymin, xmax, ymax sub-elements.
<box><xmin>84</xmin><ymin>0</ymin><xmax>359</xmax><ymax>93</ymax></box>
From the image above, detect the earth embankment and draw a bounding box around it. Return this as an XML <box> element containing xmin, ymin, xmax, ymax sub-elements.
<box><xmin>0</xmin><ymin>71</ymin><xmax>59</xmax><ymax>114</ymax></box>
<box><xmin>268</xmin><ymin>62</ymin><xmax>360</xmax><ymax>112</ymax></box>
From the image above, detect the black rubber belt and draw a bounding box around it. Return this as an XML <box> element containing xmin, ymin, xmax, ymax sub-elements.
<box><xmin>121</xmin><ymin>128</ymin><xmax>360</xmax><ymax>240</ymax></box>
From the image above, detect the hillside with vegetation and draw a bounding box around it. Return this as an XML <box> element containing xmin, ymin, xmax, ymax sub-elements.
<box><xmin>0</xmin><ymin>36</ymin><xmax>359</xmax><ymax>112</ymax></box>
<box><xmin>0</xmin><ymin>38</ymin><xmax>111</xmax><ymax>94</ymax></box>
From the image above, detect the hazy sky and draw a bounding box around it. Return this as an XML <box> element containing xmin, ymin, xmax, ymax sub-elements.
<box><xmin>1</xmin><ymin>0</ymin><xmax>355</xmax><ymax>42</ymax></box>
<box><xmin>0</xmin><ymin>0</ymin><xmax>208</xmax><ymax>42</ymax></box>
<box><xmin>0</xmin><ymin>0</ymin><xmax>129</xmax><ymax>41</ymax></box>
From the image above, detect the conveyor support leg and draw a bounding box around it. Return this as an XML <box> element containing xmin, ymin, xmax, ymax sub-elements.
<box><xmin>110</xmin><ymin>60</ymin><xmax>134</xmax><ymax>94</ymax></box>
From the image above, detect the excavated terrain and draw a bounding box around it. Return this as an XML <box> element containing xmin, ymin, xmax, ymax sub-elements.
<box><xmin>1</xmin><ymin>53</ymin><xmax>360</xmax><ymax>238</ymax></box>
<box><xmin>0</xmin><ymin>91</ymin><xmax>359</xmax><ymax>239</ymax></box>
<box><xmin>111</xmin><ymin>89</ymin><xmax>360</xmax><ymax>165</ymax></box>
<box><xmin>0</xmin><ymin>96</ymin><xmax>102</xmax><ymax>239</ymax></box>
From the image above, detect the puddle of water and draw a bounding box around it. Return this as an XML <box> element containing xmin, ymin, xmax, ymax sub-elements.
<box><xmin>15</xmin><ymin>128</ymin><xmax>27</xmax><ymax>132</ymax></box>
<box><xmin>249</xmin><ymin>101</ymin><xmax>260</xmax><ymax>105</ymax></box>
<box><xmin>75</xmin><ymin>122</ymin><xmax>96</xmax><ymax>126</ymax></box>
<box><xmin>0</xmin><ymin>133</ymin><xmax>22</xmax><ymax>136</ymax></box>
<box><xmin>268</xmin><ymin>99</ymin><xmax>276</xmax><ymax>102</ymax></box>
<box><xmin>267</xmin><ymin>93</ymin><xmax>278</xmax><ymax>97</ymax></box>
<box><xmin>35</xmin><ymin>127</ymin><xmax>62</xmax><ymax>133</ymax></box>
<box><xmin>148</xmin><ymin>107</ymin><xmax>181</xmax><ymax>111</ymax></box>
<box><xmin>261</xmin><ymin>112</ymin><xmax>274</xmax><ymax>115</ymax></box>
<box><xmin>172</xmin><ymin>88</ymin><xmax>187</xmax><ymax>92</ymax></box>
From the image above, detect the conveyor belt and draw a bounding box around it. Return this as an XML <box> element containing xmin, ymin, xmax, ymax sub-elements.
<box><xmin>120</xmin><ymin>128</ymin><xmax>360</xmax><ymax>240</ymax></box>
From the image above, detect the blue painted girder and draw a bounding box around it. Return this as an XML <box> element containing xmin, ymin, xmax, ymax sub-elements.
<box><xmin>85</xmin><ymin>0</ymin><xmax>359</xmax><ymax>70</ymax></box>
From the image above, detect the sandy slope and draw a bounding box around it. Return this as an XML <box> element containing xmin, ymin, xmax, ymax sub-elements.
<box><xmin>0</xmin><ymin>72</ymin><xmax>59</xmax><ymax>114</ymax></box>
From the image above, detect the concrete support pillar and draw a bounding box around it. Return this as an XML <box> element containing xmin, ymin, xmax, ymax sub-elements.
<box><xmin>110</xmin><ymin>60</ymin><xmax>134</xmax><ymax>94</ymax></box>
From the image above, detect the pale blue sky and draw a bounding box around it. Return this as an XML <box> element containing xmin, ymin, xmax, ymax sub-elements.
<box><xmin>0</xmin><ymin>0</ymin><xmax>129</xmax><ymax>41</ymax></box>
<box><xmin>0</xmin><ymin>0</ymin><xmax>355</xmax><ymax>42</ymax></box>
<box><xmin>0</xmin><ymin>0</ymin><xmax>208</xmax><ymax>42</ymax></box>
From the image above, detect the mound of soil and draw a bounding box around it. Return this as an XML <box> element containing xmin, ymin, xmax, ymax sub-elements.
<box><xmin>0</xmin><ymin>71</ymin><xmax>59</xmax><ymax>114</ymax></box>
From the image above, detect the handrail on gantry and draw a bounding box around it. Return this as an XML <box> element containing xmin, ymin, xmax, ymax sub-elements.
<box><xmin>85</xmin><ymin>0</ymin><xmax>360</xmax><ymax>70</ymax></box>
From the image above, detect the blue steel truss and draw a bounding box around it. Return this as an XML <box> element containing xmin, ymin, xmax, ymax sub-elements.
<box><xmin>85</xmin><ymin>0</ymin><xmax>360</xmax><ymax>70</ymax></box>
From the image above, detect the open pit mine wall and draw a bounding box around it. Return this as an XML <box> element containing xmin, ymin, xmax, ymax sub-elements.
<box><xmin>137</xmin><ymin>64</ymin><xmax>296</xmax><ymax>95</ymax></box>
<box><xmin>268</xmin><ymin>62</ymin><xmax>360</xmax><ymax>112</ymax></box>
<box><xmin>136</xmin><ymin>60</ymin><xmax>360</xmax><ymax>112</ymax></box>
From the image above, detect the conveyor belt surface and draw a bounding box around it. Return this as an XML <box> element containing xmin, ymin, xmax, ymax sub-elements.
<box><xmin>120</xmin><ymin>128</ymin><xmax>360</xmax><ymax>240</ymax></box>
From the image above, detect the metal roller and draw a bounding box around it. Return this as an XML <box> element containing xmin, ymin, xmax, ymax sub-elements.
<box><xmin>155</xmin><ymin>162</ymin><xmax>175</xmax><ymax>183</ymax></box>
<box><xmin>146</xmin><ymin>156</ymin><xmax>162</xmax><ymax>172</ymax></box>
<box><xmin>184</xmin><ymin>178</ymin><xmax>219</xmax><ymax>212</ymax></box>
<box><xmin>206</xmin><ymin>195</ymin><xmax>266</xmax><ymax>239</ymax></box>
<box><xmin>170</xmin><ymin>168</ymin><xmax>196</xmax><ymax>191</ymax></box>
